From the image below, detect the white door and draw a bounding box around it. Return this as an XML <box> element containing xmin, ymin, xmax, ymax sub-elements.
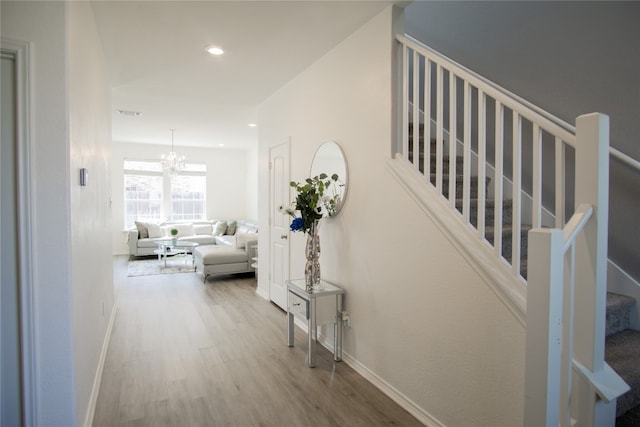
<box><xmin>269</xmin><ymin>141</ymin><xmax>290</xmax><ymax>310</ymax></box>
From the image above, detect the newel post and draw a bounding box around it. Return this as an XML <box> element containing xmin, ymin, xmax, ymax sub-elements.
<box><xmin>573</xmin><ymin>113</ymin><xmax>612</xmax><ymax>424</ymax></box>
<box><xmin>573</xmin><ymin>113</ymin><xmax>609</xmax><ymax>372</ymax></box>
<box><xmin>524</xmin><ymin>228</ymin><xmax>565</xmax><ymax>427</ymax></box>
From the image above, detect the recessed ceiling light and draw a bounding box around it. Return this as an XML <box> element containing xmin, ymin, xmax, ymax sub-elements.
<box><xmin>218</xmin><ymin>143</ymin><xmax>225</xmax><ymax>147</ymax></box>
<box><xmin>206</xmin><ymin>46</ymin><xmax>224</xmax><ymax>56</ymax></box>
<box><xmin>248</xmin><ymin>123</ymin><xmax>257</xmax><ymax>128</ymax></box>
<box><xmin>117</xmin><ymin>109</ymin><xmax>142</xmax><ymax>117</ymax></box>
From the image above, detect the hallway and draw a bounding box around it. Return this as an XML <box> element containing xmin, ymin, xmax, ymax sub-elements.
<box><xmin>93</xmin><ymin>257</ymin><xmax>422</xmax><ymax>426</ymax></box>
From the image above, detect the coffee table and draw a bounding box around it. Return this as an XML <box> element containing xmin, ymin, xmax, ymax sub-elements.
<box><xmin>153</xmin><ymin>240</ymin><xmax>199</xmax><ymax>268</ymax></box>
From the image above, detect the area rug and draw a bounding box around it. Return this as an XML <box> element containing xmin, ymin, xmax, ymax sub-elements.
<box><xmin>127</xmin><ymin>256</ymin><xmax>196</xmax><ymax>277</ymax></box>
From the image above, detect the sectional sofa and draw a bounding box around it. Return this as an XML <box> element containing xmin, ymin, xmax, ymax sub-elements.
<box><xmin>128</xmin><ymin>219</ymin><xmax>258</xmax><ymax>280</ymax></box>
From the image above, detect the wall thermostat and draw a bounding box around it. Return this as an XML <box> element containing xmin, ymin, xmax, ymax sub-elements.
<box><xmin>80</xmin><ymin>168</ymin><xmax>88</xmax><ymax>186</ymax></box>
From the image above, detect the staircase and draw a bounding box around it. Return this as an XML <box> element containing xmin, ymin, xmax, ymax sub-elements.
<box><xmin>399</xmin><ymin>33</ymin><xmax>635</xmax><ymax>424</ymax></box>
<box><xmin>411</xmin><ymin>125</ymin><xmax>640</xmax><ymax>424</ymax></box>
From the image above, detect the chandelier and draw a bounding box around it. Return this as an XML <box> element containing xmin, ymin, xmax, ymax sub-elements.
<box><xmin>160</xmin><ymin>129</ymin><xmax>186</xmax><ymax>175</ymax></box>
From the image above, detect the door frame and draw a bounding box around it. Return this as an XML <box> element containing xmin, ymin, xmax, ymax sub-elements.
<box><xmin>1</xmin><ymin>38</ymin><xmax>36</xmax><ymax>426</ymax></box>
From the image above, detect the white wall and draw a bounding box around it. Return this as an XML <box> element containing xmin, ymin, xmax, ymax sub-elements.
<box><xmin>246</xmin><ymin>146</ymin><xmax>259</xmax><ymax>220</ymax></box>
<box><xmin>68</xmin><ymin>2</ymin><xmax>115</xmax><ymax>425</ymax></box>
<box><xmin>2</xmin><ymin>2</ymin><xmax>118</xmax><ymax>424</ymax></box>
<box><xmin>258</xmin><ymin>6</ymin><xmax>525</xmax><ymax>426</ymax></box>
<box><xmin>1</xmin><ymin>1</ymin><xmax>75</xmax><ymax>425</ymax></box>
<box><xmin>111</xmin><ymin>142</ymin><xmax>250</xmax><ymax>254</ymax></box>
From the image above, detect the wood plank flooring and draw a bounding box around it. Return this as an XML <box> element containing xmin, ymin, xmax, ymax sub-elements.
<box><xmin>93</xmin><ymin>257</ymin><xmax>422</xmax><ymax>426</ymax></box>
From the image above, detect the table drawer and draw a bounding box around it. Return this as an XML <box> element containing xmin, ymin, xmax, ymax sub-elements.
<box><xmin>288</xmin><ymin>292</ymin><xmax>309</xmax><ymax>320</ymax></box>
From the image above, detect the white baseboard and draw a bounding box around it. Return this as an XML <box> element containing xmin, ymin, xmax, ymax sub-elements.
<box><xmin>291</xmin><ymin>319</ymin><xmax>444</xmax><ymax>427</ymax></box>
<box><xmin>318</xmin><ymin>336</ymin><xmax>443</xmax><ymax>426</ymax></box>
<box><xmin>83</xmin><ymin>304</ymin><xmax>117</xmax><ymax>427</ymax></box>
<box><xmin>255</xmin><ymin>285</ymin><xmax>269</xmax><ymax>301</ymax></box>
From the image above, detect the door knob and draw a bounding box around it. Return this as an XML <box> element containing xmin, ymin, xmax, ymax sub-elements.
<box><xmin>281</xmin><ymin>234</ymin><xmax>288</xmax><ymax>239</ymax></box>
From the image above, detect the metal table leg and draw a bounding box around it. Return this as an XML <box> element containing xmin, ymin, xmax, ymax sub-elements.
<box><xmin>308</xmin><ymin>298</ymin><xmax>316</xmax><ymax>367</ymax></box>
<box><xmin>334</xmin><ymin>293</ymin><xmax>343</xmax><ymax>362</ymax></box>
<box><xmin>287</xmin><ymin>311</ymin><xmax>294</xmax><ymax>347</ymax></box>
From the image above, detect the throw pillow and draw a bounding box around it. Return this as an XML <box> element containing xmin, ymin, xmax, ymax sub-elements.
<box><xmin>147</xmin><ymin>223</ymin><xmax>164</xmax><ymax>238</ymax></box>
<box><xmin>212</xmin><ymin>220</ymin><xmax>227</xmax><ymax>236</ymax></box>
<box><xmin>134</xmin><ymin>221</ymin><xmax>149</xmax><ymax>239</ymax></box>
<box><xmin>225</xmin><ymin>220</ymin><xmax>237</xmax><ymax>235</ymax></box>
<box><xmin>235</xmin><ymin>232</ymin><xmax>258</xmax><ymax>249</ymax></box>
<box><xmin>193</xmin><ymin>224</ymin><xmax>212</xmax><ymax>235</ymax></box>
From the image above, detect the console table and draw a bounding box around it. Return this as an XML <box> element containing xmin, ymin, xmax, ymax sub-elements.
<box><xmin>286</xmin><ymin>279</ymin><xmax>344</xmax><ymax>368</ymax></box>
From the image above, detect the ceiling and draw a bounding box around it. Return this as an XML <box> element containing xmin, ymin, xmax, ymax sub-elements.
<box><xmin>91</xmin><ymin>1</ymin><xmax>394</xmax><ymax>150</ymax></box>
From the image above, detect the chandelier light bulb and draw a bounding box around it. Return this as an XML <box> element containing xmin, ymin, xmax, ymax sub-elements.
<box><xmin>160</xmin><ymin>129</ymin><xmax>186</xmax><ymax>175</ymax></box>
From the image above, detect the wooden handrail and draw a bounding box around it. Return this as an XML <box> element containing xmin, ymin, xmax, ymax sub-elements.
<box><xmin>562</xmin><ymin>204</ymin><xmax>593</xmax><ymax>252</ymax></box>
<box><xmin>399</xmin><ymin>34</ymin><xmax>640</xmax><ymax>175</ymax></box>
<box><xmin>397</xmin><ymin>34</ymin><xmax>576</xmax><ymax>144</ymax></box>
<box><xmin>610</xmin><ymin>146</ymin><xmax>640</xmax><ymax>172</ymax></box>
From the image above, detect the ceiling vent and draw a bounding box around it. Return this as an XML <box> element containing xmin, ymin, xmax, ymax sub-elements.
<box><xmin>117</xmin><ymin>109</ymin><xmax>142</xmax><ymax>117</ymax></box>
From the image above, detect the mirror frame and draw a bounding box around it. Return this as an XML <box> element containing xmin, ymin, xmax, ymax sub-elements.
<box><xmin>310</xmin><ymin>141</ymin><xmax>348</xmax><ymax>217</ymax></box>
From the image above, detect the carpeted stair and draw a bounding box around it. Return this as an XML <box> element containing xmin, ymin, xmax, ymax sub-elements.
<box><xmin>605</xmin><ymin>294</ymin><xmax>640</xmax><ymax>424</ymax></box>
<box><xmin>408</xmin><ymin>126</ymin><xmax>530</xmax><ymax>268</ymax></box>
<box><xmin>409</xmin><ymin>123</ymin><xmax>640</xmax><ymax>422</ymax></box>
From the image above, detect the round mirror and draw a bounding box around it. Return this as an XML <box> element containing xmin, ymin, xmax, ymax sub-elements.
<box><xmin>310</xmin><ymin>141</ymin><xmax>348</xmax><ymax>217</ymax></box>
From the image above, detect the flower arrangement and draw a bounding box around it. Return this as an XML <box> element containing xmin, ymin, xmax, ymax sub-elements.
<box><xmin>170</xmin><ymin>228</ymin><xmax>178</xmax><ymax>237</ymax></box>
<box><xmin>286</xmin><ymin>173</ymin><xmax>341</xmax><ymax>233</ymax></box>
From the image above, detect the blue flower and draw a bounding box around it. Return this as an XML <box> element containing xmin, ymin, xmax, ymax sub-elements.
<box><xmin>290</xmin><ymin>217</ymin><xmax>303</xmax><ymax>232</ymax></box>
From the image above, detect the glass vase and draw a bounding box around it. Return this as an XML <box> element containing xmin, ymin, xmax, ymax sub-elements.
<box><xmin>304</xmin><ymin>221</ymin><xmax>321</xmax><ymax>292</ymax></box>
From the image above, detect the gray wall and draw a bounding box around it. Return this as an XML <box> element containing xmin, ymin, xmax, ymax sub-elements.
<box><xmin>405</xmin><ymin>0</ymin><xmax>640</xmax><ymax>282</ymax></box>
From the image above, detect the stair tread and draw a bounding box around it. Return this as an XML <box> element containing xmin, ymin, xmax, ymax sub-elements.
<box><xmin>485</xmin><ymin>224</ymin><xmax>533</xmax><ymax>233</ymax></box>
<box><xmin>455</xmin><ymin>198</ymin><xmax>514</xmax><ymax>209</ymax></box>
<box><xmin>605</xmin><ymin>329</ymin><xmax>640</xmax><ymax>417</ymax></box>
<box><xmin>408</xmin><ymin>151</ymin><xmax>464</xmax><ymax>162</ymax></box>
<box><xmin>607</xmin><ymin>292</ymin><xmax>636</xmax><ymax>312</ymax></box>
<box><xmin>430</xmin><ymin>172</ymin><xmax>490</xmax><ymax>178</ymax></box>
<box><xmin>607</xmin><ymin>292</ymin><xmax>636</xmax><ymax>337</ymax></box>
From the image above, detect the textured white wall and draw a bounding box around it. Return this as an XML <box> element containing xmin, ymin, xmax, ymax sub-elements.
<box><xmin>258</xmin><ymin>6</ymin><xmax>525</xmax><ymax>426</ymax></box>
<box><xmin>68</xmin><ymin>2</ymin><xmax>115</xmax><ymax>424</ymax></box>
<box><xmin>246</xmin><ymin>146</ymin><xmax>259</xmax><ymax>221</ymax></box>
<box><xmin>1</xmin><ymin>1</ymin><xmax>76</xmax><ymax>425</ymax></box>
<box><xmin>111</xmin><ymin>142</ymin><xmax>250</xmax><ymax>254</ymax></box>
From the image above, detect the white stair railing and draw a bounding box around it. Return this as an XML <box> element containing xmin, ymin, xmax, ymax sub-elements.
<box><xmin>398</xmin><ymin>34</ymin><xmax>576</xmax><ymax>279</ymax></box>
<box><xmin>396</xmin><ymin>34</ymin><xmax>629</xmax><ymax>426</ymax></box>
<box><xmin>525</xmin><ymin>114</ymin><xmax>628</xmax><ymax>426</ymax></box>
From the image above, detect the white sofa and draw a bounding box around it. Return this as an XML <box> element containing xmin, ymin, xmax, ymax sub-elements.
<box><xmin>128</xmin><ymin>219</ymin><xmax>257</xmax><ymax>261</ymax></box>
<box><xmin>128</xmin><ymin>219</ymin><xmax>258</xmax><ymax>281</ymax></box>
<box><xmin>193</xmin><ymin>233</ymin><xmax>258</xmax><ymax>282</ymax></box>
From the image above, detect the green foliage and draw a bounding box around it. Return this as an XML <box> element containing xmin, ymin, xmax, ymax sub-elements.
<box><xmin>286</xmin><ymin>173</ymin><xmax>341</xmax><ymax>233</ymax></box>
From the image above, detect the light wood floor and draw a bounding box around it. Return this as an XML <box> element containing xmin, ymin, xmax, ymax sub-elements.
<box><xmin>93</xmin><ymin>257</ymin><xmax>423</xmax><ymax>426</ymax></box>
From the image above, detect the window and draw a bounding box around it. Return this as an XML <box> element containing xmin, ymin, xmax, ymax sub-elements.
<box><xmin>124</xmin><ymin>160</ymin><xmax>163</xmax><ymax>227</ymax></box>
<box><xmin>170</xmin><ymin>163</ymin><xmax>206</xmax><ymax>221</ymax></box>
<box><xmin>124</xmin><ymin>160</ymin><xmax>206</xmax><ymax>227</ymax></box>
